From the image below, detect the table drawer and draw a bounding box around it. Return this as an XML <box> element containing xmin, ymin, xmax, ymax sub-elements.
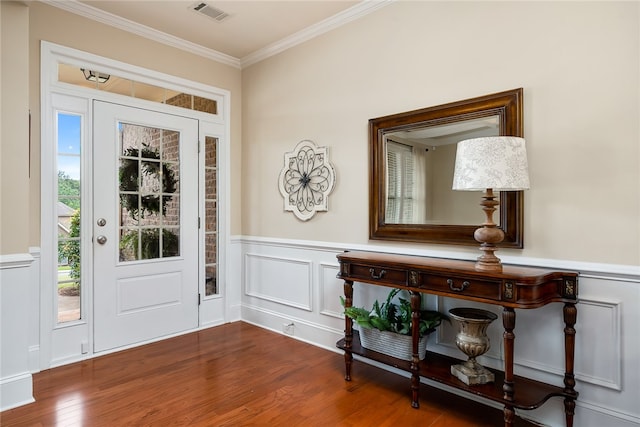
<box><xmin>347</xmin><ymin>263</ymin><xmax>408</xmax><ymax>286</ymax></box>
<box><xmin>423</xmin><ymin>275</ymin><xmax>501</xmax><ymax>300</ymax></box>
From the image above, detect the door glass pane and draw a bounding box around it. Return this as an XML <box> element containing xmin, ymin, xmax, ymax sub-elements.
<box><xmin>193</xmin><ymin>96</ymin><xmax>217</xmax><ymax>114</ymax></box>
<box><xmin>57</xmin><ymin>113</ymin><xmax>81</xmax><ymax>323</ymax></box>
<box><xmin>163</xmin><ymin>228</ymin><xmax>180</xmax><ymax>257</ymax></box>
<box><xmin>163</xmin><ymin>195</ymin><xmax>180</xmax><ymax>226</ymax></box>
<box><xmin>118</xmin><ymin>123</ymin><xmax>181</xmax><ymax>262</ymax></box>
<box><xmin>120</xmin><ymin>228</ymin><xmax>140</xmax><ymax>261</ymax></box>
<box><xmin>204</xmin><ymin>136</ymin><xmax>218</xmax><ymax>296</ymax></box>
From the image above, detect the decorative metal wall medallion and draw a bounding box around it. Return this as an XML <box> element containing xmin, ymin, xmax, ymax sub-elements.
<box><xmin>278</xmin><ymin>140</ymin><xmax>336</xmax><ymax>221</ymax></box>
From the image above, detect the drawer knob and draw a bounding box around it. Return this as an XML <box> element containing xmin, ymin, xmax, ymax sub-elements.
<box><xmin>369</xmin><ymin>268</ymin><xmax>386</xmax><ymax>280</ymax></box>
<box><xmin>448</xmin><ymin>279</ymin><xmax>470</xmax><ymax>292</ymax></box>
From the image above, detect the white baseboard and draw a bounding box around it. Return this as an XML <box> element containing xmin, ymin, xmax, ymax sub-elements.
<box><xmin>0</xmin><ymin>373</ymin><xmax>34</xmax><ymax>412</ymax></box>
<box><xmin>226</xmin><ymin>302</ymin><xmax>242</xmax><ymax>323</ymax></box>
<box><xmin>241</xmin><ymin>303</ymin><xmax>344</xmax><ymax>355</ymax></box>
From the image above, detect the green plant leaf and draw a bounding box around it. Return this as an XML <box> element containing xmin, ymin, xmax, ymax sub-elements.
<box><xmin>338</xmin><ymin>288</ymin><xmax>447</xmax><ymax>337</ymax></box>
<box><xmin>370</xmin><ymin>316</ymin><xmax>391</xmax><ymax>331</ymax></box>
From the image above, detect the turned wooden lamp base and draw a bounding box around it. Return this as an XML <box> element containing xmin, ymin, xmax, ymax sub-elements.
<box><xmin>473</xmin><ymin>189</ymin><xmax>504</xmax><ymax>273</ymax></box>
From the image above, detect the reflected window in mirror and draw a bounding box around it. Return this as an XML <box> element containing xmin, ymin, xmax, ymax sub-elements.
<box><xmin>386</xmin><ymin>140</ymin><xmax>416</xmax><ymax>223</ymax></box>
<box><xmin>384</xmin><ymin>116</ymin><xmax>500</xmax><ymax>226</ymax></box>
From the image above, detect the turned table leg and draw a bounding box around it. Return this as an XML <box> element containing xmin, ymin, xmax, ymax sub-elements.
<box><xmin>563</xmin><ymin>303</ymin><xmax>578</xmax><ymax>427</ymax></box>
<box><xmin>410</xmin><ymin>291</ymin><xmax>421</xmax><ymax>408</ymax></box>
<box><xmin>502</xmin><ymin>307</ymin><xmax>516</xmax><ymax>427</ymax></box>
<box><xmin>343</xmin><ymin>280</ymin><xmax>353</xmax><ymax>381</ymax></box>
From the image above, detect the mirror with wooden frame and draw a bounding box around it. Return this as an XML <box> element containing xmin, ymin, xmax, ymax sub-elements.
<box><xmin>369</xmin><ymin>88</ymin><xmax>524</xmax><ymax>247</ymax></box>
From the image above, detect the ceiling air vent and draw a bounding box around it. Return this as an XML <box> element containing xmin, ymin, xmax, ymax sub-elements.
<box><xmin>190</xmin><ymin>2</ymin><xmax>230</xmax><ymax>22</ymax></box>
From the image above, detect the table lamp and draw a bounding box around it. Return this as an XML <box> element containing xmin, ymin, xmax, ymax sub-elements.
<box><xmin>452</xmin><ymin>136</ymin><xmax>530</xmax><ymax>272</ymax></box>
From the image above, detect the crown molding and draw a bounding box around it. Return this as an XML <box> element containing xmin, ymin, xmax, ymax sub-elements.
<box><xmin>41</xmin><ymin>0</ymin><xmax>242</xmax><ymax>69</ymax></box>
<box><xmin>40</xmin><ymin>0</ymin><xmax>391</xmax><ymax>70</ymax></box>
<box><xmin>240</xmin><ymin>0</ymin><xmax>393</xmax><ymax>68</ymax></box>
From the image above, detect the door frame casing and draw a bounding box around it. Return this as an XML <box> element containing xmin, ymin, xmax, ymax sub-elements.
<box><xmin>40</xmin><ymin>41</ymin><xmax>231</xmax><ymax>369</ymax></box>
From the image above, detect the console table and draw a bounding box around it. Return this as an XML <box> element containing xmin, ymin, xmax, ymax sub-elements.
<box><xmin>335</xmin><ymin>251</ymin><xmax>579</xmax><ymax>427</ymax></box>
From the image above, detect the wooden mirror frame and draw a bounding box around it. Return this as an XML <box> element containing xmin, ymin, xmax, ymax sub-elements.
<box><xmin>369</xmin><ymin>88</ymin><xmax>524</xmax><ymax>248</ymax></box>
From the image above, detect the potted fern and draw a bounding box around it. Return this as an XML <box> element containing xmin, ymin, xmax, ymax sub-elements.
<box><xmin>341</xmin><ymin>288</ymin><xmax>448</xmax><ymax>361</ymax></box>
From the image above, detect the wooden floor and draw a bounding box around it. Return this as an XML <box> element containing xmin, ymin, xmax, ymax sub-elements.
<box><xmin>1</xmin><ymin>322</ymin><xmax>540</xmax><ymax>426</ymax></box>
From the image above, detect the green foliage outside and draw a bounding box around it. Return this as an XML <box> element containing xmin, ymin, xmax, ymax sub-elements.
<box><xmin>60</xmin><ymin>209</ymin><xmax>81</xmax><ymax>280</ymax></box>
<box><xmin>58</xmin><ymin>171</ymin><xmax>80</xmax><ymax>210</ymax></box>
<box><xmin>121</xmin><ymin>228</ymin><xmax>180</xmax><ymax>260</ymax></box>
<box><xmin>57</xmin><ymin>171</ymin><xmax>80</xmax><ymax>293</ymax></box>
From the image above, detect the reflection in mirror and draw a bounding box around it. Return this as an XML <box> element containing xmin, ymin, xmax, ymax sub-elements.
<box><xmin>369</xmin><ymin>88</ymin><xmax>524</xmax><ymax>247</ymax></box>
<box><xmin>384</xmin><ymin>116</ymin><xmax>499</xmax><ymax>225</ymax></box>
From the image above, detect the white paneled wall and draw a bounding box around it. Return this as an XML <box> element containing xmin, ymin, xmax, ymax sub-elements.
<box><xmin>27</xmin><ymin>248</ymin><xmax>41</xmax><ymax>374</ymax></box>
<box><xmin>0</xmin><ymin>253</ymin><xmax>35</xmax><ymax>411</ymax></box>
<box><xmin>239</xmin><ymin>238</ymin><xmax>344</xmax><ymax>351</ymax></box>
<box><xmin>245</xmin><ymin>253</ymin><xmax>313</xmax><ymax>311</ymax></box>
<box><xmin>237</xmin><ymin>236</ymin><xmax>640</xmax><ymax>427</ymax></box>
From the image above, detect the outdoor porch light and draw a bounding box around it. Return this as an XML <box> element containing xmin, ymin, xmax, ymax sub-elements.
<box><xmin>452</xmin><ymin>136</ymin><xmax>530</xmax><ymax>272</ymax></box>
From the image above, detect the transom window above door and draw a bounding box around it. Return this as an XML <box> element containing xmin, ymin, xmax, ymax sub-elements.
<box><xmin>57</xmin><ymin>63</ymin><xmax>217</xmax><ymax>114</ymax></box>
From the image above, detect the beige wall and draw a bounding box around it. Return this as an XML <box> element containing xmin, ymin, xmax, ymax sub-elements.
<box><xmin>2</xmin><ymin>1</ymin><xmax>638</xmax><ymax>266</ymax></box>
<box><xmin>24</xmin><ymin>2</ymin><xmax>243</xmax><ymax>249</ymax></box>
<box><xmin>242</xmin><ymin>1</ymin><xmax>639</xmax><ymax>265</ymax></box>
<box><xmin>1</xmin><ymin>2</ymin><xmax>31</xmax><ymax>254</ymax></box>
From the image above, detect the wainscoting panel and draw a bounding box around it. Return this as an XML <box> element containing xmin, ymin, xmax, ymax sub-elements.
<box><xmin>244</xmin><ymin>253</ymin><xmax>313</xmax><ymax>311</ymax></box>
<box><xmin>319</xmin><ymin>262</ymin><xmax>343</xmax><ymax>318</ymax></box>
<box><xmin>238</xmin><ymin>236</ymin><xmax>640</xmax><ymax>427</ymax></box>
<box><xmin>570</xmin><ymin>298</ymin><xmax>621</xmax><ymax>390</ymax></box>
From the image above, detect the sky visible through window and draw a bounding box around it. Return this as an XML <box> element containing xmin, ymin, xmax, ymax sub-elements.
<box><xmin>58</xmin><ymin>114</ymin><xmax>81</xmax><ymax>180</ymax></box>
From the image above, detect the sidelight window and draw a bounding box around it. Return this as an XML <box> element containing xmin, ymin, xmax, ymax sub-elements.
<box><xmin>204</xmin><ymin>136</ymin><xmax>218</xmax><ymax>296</ymax></box>
<box><xmin>56</xmin><ymin>113</ymin><xmax>82</xmax><ymax>323</ymax></box>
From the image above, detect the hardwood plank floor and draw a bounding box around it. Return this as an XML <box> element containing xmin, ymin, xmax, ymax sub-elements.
<box><xmin>1</xmin><ymin>322</ymin><xmax>541</xmax><ymax>426</ymax></box>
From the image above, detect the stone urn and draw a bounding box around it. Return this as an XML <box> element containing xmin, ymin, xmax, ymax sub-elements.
<box><xmin>449</xmin><ymin>307</ymin><xmax>498</xmax><ymax>385</ymax></box>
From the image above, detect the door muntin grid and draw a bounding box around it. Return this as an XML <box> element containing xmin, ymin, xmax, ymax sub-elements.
<box><xmin>118</xmin><ymin>122</ymin><xmax>181</xmax><ymax>262</ymax></box>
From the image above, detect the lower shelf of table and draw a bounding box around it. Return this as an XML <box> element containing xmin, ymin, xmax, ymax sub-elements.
<box><xmin>337</xmin><ymin>331</ymin><xmax>575</xmax><ymax>411</ymax></box>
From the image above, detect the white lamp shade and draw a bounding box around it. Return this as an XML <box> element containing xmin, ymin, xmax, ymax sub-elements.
<box><xmin>452</xmin><ymin>136</ymin><xmax>530</xmax><ymax>191</ymax></box>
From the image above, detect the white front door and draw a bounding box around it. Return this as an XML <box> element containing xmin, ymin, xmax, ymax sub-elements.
<box><xmin>93</xmin><ymin>101</ymin><xmax>199</xmax><ymax>353</ymax></box>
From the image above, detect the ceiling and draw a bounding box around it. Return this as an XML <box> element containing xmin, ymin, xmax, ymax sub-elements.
<box><xmin>47</xmin><ymin>0</ymin><xmax>387</xmax><ymax>68</ymax></box>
